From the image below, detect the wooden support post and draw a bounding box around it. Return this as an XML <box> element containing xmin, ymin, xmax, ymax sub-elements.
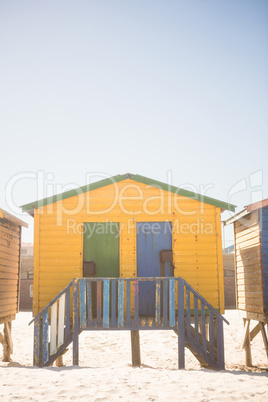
<box><xmin>3</xmin><ymin>322</ymin><xmax>12</xmax><ymax>362</ymax></box>
<box><xmin>131</xmin><ymin>330</ymin><xmax>141</xmax><ymax>367</ymax></box>
<box><xmin>216</xmin><ymin>315</ymin><xmax>224</xmax><ymax>370</ymax></box>
<box><xmin>55</xmin><ymin>355</ymin><xmax>64</xmax><ymax>367</ymax></box>
<box><xmin>260</xmin><ymin>322</ymin><xmax>268</xmax><ymax>358</ymax></box>
<box><xmin>177</xmin><ymin>278</ymin><xmax>185</xmax><ymax>369</ymax></box>
<box><xmin>243</xmin><ymin>318</ymin><xmax>252</xmax><ymax>367</ymax></box>
<box><xmin>73</xmin><ymin>280</ymin><xmax>79</xmax><ymax>366</ymax></box>
<box><xmin>33</xmin><ymin>318</ymin><xmax>41</xmax><ymax>366</ymax></box>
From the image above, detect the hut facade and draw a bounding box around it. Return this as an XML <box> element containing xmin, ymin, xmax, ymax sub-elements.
<box><xmin>0</xmin><ymin>208</ymin><xmax>27</xmax><ymax>361</ymax></box>
<box><xmin>21</xmin><ymin>173</ymin><xmax>235</xmax><ymax>316</ymax></box>
<box><xmin>224</xmin><ymin>199</ymin><xmax>268</xmax><ymax>365</ymax></box>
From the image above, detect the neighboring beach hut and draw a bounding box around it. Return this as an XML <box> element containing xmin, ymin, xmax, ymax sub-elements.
<box><xmin>224</xmin><ymin>199</ymin><xmax>268</xmax><ymax>365</ymax></box>
<box><xmin>21</xmin><ymin>173</ymin><xmax>235</xmax><ymax>316</ymax></box>
<box><xmin>0</xmin><ymin>208</ymin><xmax>28</xmax><ymax>361</ymax></box>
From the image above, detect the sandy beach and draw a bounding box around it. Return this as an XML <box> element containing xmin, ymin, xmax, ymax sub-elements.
<box><xmin>0</xmin><ymin>310</ymin><xmax>267</xmax><ymax>401</ymax></box>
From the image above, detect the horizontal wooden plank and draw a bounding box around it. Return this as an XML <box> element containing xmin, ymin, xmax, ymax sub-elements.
<box><xmin>174</xmin><ymin>250</ymin><xmax>217</xmax><ymax>257</ymax></box>
<box><xmin>0</xmin><ymin>283</ymin><xmax>18</xmax><ymax>293</ymax></box>
<box><xmin>174</xmin><ymin>235</ymin><xmax>217</xmax><ymax>244</ymax></box>
<box><xmin>174</xmin><ymin>261</ymin><xmax>217</xmax><ymax>268</ymax></box>
<box><xmin>236</xmin><ymin>233</ymin><xmax>260</xmax><ymax>247</ymax></box>
<box><xmin>238</xmin><ymin>297</ymin><xmax>264</xmax><ymax>306</ymax></box>
<box><xmin>39</xmin><ymin>268</ymin><xmax>81</xmax><ymax>276</ymax></box>
<box><xmin>235</xmin><ymin>236</ymin><xmax>260</xmax><ymax>250</ymax></box>
<box><xmin>39</xmin><ymin>279</ymin><xmax>76</xmax><ymax>288</ymax></box>
<box><xmin>236</xmin><ymin>277</ymin><xmax>263</xmax><ymax>286</ymax></box>
<box><xmin>237</xmin><ymin>290</ymin><xmax>263</xmax><ymax>299</ymax></box>
<box><xmin>0</xmin><ymin>236</ymin><xmax>20</xmax><ymax>249</ymax></box>
<box><xmin>236</xmin><ymin>257</ymin><xmax>261</xmax><ymax>267</ymax></box>
<box><xmin>236</xmin><ymin>247</ymin><xmax>261</xmax><ymax>261</ymax></box>
<box><xmin>237</xmin><ymin>303</ymin><xmax>264</xmax><ymax>314</ymax></box>
<box><xmin>39</xmin><ymin>251</ymin><xmax>81</xmax><ymax>259</ymax></box>
<box><xmin>236</xmin><ymin>271</ymin><xmax>263</xmax><ymax>280</ymax></box>
<box><xmin>0</xmin><ymin>298</ymin><xmax>18</xmax><ymax>309</ymax></box>
<box><xmin>237</xmin><ymin>265</ymin><xmax>262</xmax><ymax>274</ymax></box>
<box><xmin>237</xmin><ymin>284</ymin><xmax>263</xmax><ymax>293</ymax></box>
<box><xmin>39</xmin><ymin>258</ymin><xmax>80</xmax><ymax>266</ymax></box>
<box><xmin>39</xmin><ymin>244</ymin><xmax>81</xmax><ymax>252</ymax></box>
<box><xmin>235</xmin><ymin>223</ymin><xmax>260</xmax><ymax>239</ymax></box>
<box><xmin>173</xmin><ymin>243</ymin><xmax>217</xmax><ymax>252</ymax></box>
<box><xmin>0</xmin><ymin>225</ymin><xmax>20</xmax><ymax>238</ymax></box>
<box><xmin>0</xmin><ymin>293</ymin><xmax>18</xmax><ymax>302</ymax></box>
<box><xmin>39</xmin><ymin>236</ymin><xmax>81</xmax><ymax>245</ymax></box>
<box><xmin>0</xmin><ymin>262</ymin><xmax>19</xmax><ymax>272</ymax></box>
<box><xmin>0</xmin><ymin>271</ymin><xmax>19</xmax><ymax>280</ymax></box>
<box><xmin>0</xmin><ymin>250</ymin><xmax>20</xmax><ymax>263</ymax></box>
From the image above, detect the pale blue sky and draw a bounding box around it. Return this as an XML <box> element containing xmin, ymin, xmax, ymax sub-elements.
<box><xmin>0</xmin><ymin>0</ymin><xmax>267</xmax><ymax>244</ymax></box>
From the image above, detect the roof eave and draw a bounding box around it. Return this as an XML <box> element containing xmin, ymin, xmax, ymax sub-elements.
<box><xmin>21</xmin><ymin>173</ymin><xmax>236</xmax><ymax>214</ymax></box>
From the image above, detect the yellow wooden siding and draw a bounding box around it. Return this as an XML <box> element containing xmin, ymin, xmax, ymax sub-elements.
<box><xmin>33</xmin><ymin>179</ymin><xmax>223</xmax><ymax>315</ymax></box>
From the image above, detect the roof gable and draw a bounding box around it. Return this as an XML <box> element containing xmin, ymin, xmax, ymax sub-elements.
<box><xmin>21</xmin><ymin>173</ymin><xmax>236</xmax><ymax>216</ymax></box>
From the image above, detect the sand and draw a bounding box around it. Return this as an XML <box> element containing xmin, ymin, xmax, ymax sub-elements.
<box><xmin>0</xmin><ymin>310</ymin><xmax>267</xmax><ymax>401</ymax></box>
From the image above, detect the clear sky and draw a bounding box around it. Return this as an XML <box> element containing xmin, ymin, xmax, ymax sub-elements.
<box><xmin>0</xmin><ymin>0</ymin><xmax>267</xmax><ymax>245</ymax></box>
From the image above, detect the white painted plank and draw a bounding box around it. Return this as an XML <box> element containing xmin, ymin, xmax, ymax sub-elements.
<box><xmin>50</xmin><ymin>303</ymin><xmax>57</xmax><ymax>355</ymax></box>
<box><xmin>57</xmin><ymin>294</ymin><xmax>66</xmax><ymax>348</ymax></box>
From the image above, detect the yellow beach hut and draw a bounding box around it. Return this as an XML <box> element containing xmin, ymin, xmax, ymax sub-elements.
<box><xmin>21</xmin><ymin>173</ymin><xmax>235</xmax><ymax>369</ymax></box>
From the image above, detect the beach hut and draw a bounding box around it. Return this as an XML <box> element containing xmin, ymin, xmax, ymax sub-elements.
<box><xmin>0</xmin><ymin>208</ymin><xmax>28</xmax><ymax>361</ymax></box>
<box><xmin>21</xmin><ymin>173</ymin><xmax>235</xmax><ymax>368</ymax></box>
<box><xmin>224</xmin><ymin>199</ymin><xmax>268</xmax><ymax>366</ymax></box>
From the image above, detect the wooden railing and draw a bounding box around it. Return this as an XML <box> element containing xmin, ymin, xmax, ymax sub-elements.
<box><xmin>30</xmin><ymin>277</ymin><xmax>228</xmax><ymax>369</ymax></box>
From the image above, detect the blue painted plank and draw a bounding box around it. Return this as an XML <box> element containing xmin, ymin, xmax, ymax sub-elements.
<box><xmin>209</xmin><ymin>311</ymin><xmax>215</xmax><ymax>362</ymax></box>
<box><xmin>186</xmin><ymin>287</ymin><xmax>191</xmax><ymax>338</ymax></box>
<box><xmin>177</xmin><ymin>278</ymin><xmax>185</xmax><ymax>369</ymax></box>
<box><xmin>134</xmin><ymin>280</ymin><xmax>139</xmax><ymax>326</ymax></box>
<box><xmin>155</xmin><ymin>279</ymin><xmax>161</xmax><ymax>324</ymax></box>
<box><xmin>163</xmin><ymin>279</ymin><xmax>168</xmax><ymax>325</ymax></box>
<box><xmin>201</xmin><ymin>303</ymin><xmax>207</xmax><ymax>352</ymax></box>
<box><xmin>103</xmin><ymin>280</ymin><xmax>110</xmax><ymax>328</ymax></box>
<box><xmin>126</xmin><ymin>280</ymin><xmax>131</xmax><ymax>324</ymax></box>
<box><xmin>216</xmin><ymin>315</ymin><xmax>225</xmax><ymax>370</ymax></box>
<box><xmin>42</xmin><ymin>311</ymin><xmax>49</xmax><ymax>364</ymax></box>
<box><xmin>111</xmin><ymin>280</ymin><xmax>116</xmax><ymax>326</ymax></box>
<box><xmin>33</xmin><ymin>317</ymin><xmax>41</xmax><ymax>366</ymax></box>
<box><xmin>97</xmin><ymin>280</ymin><xmax>102</xmax><ymax>323</ymax></box>
<box><xmin>80</xmin><ymin>279</ymin><xmax>86</xmax><ymax>329</ymax></box>
<box><xmin>86</xmin><ymin>281</ymin><xmax>92</xmax><ymax>325</ymax></box>
<box><xmin>118</xmin><ymin>279</ymin><xmax>124</xmax><ymax>327</ymax></box>
<box><xmin>194</xmin><ymin>296</ymin><xmax>199</xmax><ymax>346</ymax></box>
<box><xmin>72</xmin><ymin>280</ymin><xmax>79</xmax><ymax>365</ymax></box>
<box><xmin>65</xmin><ymin>289</ymin><xmax>70</xmax><ymax>339</ymax></box>
<box><xmin>169</xmin><ymin>278</ymin><xmax>175</xmax><ymax>327</ymax></box>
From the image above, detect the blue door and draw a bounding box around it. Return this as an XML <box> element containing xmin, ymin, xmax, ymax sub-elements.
<box><xmin>137</xmin><ymin>222</ymin><xmax>172</xmax><ymax>316</ymax></box>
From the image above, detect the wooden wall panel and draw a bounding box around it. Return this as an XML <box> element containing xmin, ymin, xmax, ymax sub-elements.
<box><xmin>0</xmin><ymin>219</ymin><xmax>20</xmax><ymax>321</ymax></box>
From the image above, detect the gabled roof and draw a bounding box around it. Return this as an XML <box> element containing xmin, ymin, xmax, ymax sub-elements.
<box><xmin>21</xmin><ymin>173</ymin><xmax>236</xmax><ymax>216</ymax></box>
<box><xmin>0</xmin><ymin>208</ymin><xmax>28</xmax><ymax>228</ymax></box>
<box><xmin>224</xmin><ymin>197</ymin><xmax>268</xmax><ymax>226</ymax></box>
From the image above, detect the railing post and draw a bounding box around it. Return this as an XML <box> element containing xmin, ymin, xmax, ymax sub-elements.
<box><xmin>216</xmin><ymin>315</ymin><xmax>225</xmax><ymax>370</ymax></box>
<box><xmin>73</xmin><ymin>279</ymin><xmax>79</xmax><ymax>366</ymax></box>
<box><xmin>33</xmin><ymin>317</ymin><xmax>41</xmax><ymax>366</ymax></box>
<box><xmin>177</xmin><ymin>278</ymin><xmax>185</xmax><ymax>369</ymax></box>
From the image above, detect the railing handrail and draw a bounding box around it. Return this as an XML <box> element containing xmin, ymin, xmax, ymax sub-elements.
<box><xmin>29</xmin><ymin>279</ymin><xmax>75</xmax><ymax>325</ymax></box>
<box><xmin>183</xmin><ymin>280</ymin><xmax>229</xmax><ymax>325</ymax></box>
<box><xmin>29</xmin><ymin>276</ymin><xmax>228</xmax><ymax>326</ymax></box>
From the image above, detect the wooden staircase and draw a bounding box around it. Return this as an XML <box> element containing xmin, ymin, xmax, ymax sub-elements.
<box><xmin>30</xmin><ymin>277</ymin><xmax>228</xmax><ymax>370</ymax></box>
